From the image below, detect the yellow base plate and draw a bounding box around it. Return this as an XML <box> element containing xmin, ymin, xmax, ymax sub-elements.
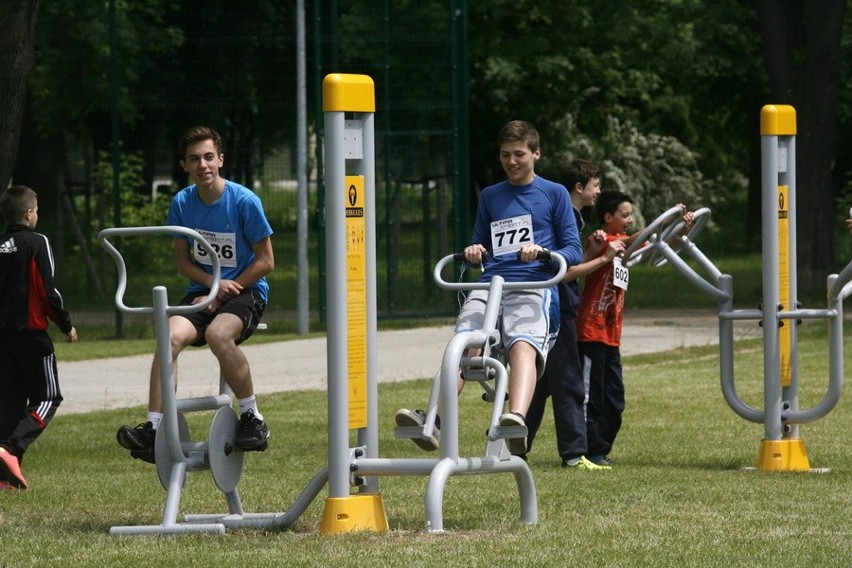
<box><xmin>320</xmin><ymin>493</ymin><xmax>389</xmax><ymax>535</ymax></box>
<box><xmin>757</xmin><ymin>439</ymin><xmax>810</xmax><ymax>471</ymax></box>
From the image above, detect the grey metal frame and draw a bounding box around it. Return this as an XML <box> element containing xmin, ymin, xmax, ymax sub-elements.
<box><xmin>629</xmin><ymin>127</ymin><xmax>849</xmax><ymax>455</ymax></box>
<box><xmin>361</xmin><ymin>252</ymin><xmax>567</xmax><ymax>533</ymax></box>
<box><xmin>99</xmin><ymin>226</ymin><xmax>304</xmax><ymax>535</ymax></box>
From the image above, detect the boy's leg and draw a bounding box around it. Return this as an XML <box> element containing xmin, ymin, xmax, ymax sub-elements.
<box><xmin>580</xmin><ymin>341</ymin><xmax>608</xmax><ymax>458</ymax></box>
<box><xmin>502</xmin><ymin>288</ymin><xmax>556</xmax><ymax>412</ymax></box>
<box><xmin>599</xmin><ymin>346</ymin><xmax>625</xmax><ymax>455</ymax></box>
<box><xmin>546</xmin><ymin>318</ymin><xmax>588</xmax><ymax>462</ymax></box>
<box><xmin>0</xmin><ymin>382</ymin><xmax>26</xmax><ymax>442</ymax></box>
<box><xmin>205</xmin><ymin>290</ymin><xmax>265</xmax><ymax>399</ymax></box>
<box><xmin>116</xmin><ymin>303</ymin><xmax>204</xmax><ymax>460</ymax></box>
<box><xmin>394</xmin><ymin>290</ymin><xmax>489</xmax><ymax>452</ymax></box>
<box><xmin>501</xmin><ymin>289</ymin><xmax>556</xmax><ymax>455</ymax></box>
<box><xmin>148</xmin><ymin>315</ymin><xmax>200</xmax><ymax>413</ymax></box>
<box><xmin>206</xmin><ymin>291</ymin><xmax>268</xmax><ymax>452</ymax></box>
<box><xmin>0</xmin><ymin>333</ymin><xmax>62</xmax><ymax>488</ymax></box>
<box><xmin>523</xmin><ymin>369</ymin><xmax>551</xmax><ymax>457</ymax></box>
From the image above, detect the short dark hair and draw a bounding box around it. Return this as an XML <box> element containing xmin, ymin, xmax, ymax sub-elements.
<box><xmin>560</xmin><ymin>159</ymin><xmax>603</xmax><ymax>192</ymax></box>
<box><xmin>0</xmin><ymin>185</ymin><xmax>38</xmax><ymax>225</ymax></box>
<box><xmin>595</xmin><ymin>190</ymin><xmax>633</xmax><ymax>225</ymax></box>
<box><xmin>178</xmin><ymin>126</ymin><xmax>222</xmax><ymax>159</ymax></box>
<box><xmin>497</xmin><ymin>120</ymin><xmax>540</xmax><ymax>153</ymax></box>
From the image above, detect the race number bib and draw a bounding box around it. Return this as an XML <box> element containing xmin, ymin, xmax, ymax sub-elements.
<box><xmin>193</xmin><ymin>229</ymin><xmax>238</xmax><ymax>268</ymax></box>
<box><xmin>490</xmin><ymin>214</ymin><xmax>533</xmax><ymax>257</ymax></box>
<box><xmin>613</xmin><ymin>255</ymin><xmax>629</xmax><ymax>290</ymax></box>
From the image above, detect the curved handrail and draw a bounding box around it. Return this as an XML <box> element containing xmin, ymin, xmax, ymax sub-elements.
<box><xmin>97</xmin><ymin>226</ymin><xmax>221</xmax><ymax>315</ymax></box>
<box><xmin>828</xmin><ymin>257</ymin><xmax>852</xmax><ymax>301</ymax></box>
<box><xmin>650</xmin><ymin>206</ymin><xmax>712</xmax><ymax>268</ymax></box>
<box><xmin>622</xmin><ymin>205</ymin><xmax>684</xmax><ymax>265</ymax></box>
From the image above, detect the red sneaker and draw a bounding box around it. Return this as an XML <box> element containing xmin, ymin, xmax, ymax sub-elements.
<box><xmin>0</xmin><ymin>447</ymin><xmax>28</xmax><ymax>490</ymax></box>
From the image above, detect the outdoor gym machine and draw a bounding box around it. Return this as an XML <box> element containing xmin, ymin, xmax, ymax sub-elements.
<box><xmin>621</xmin><ymin>105</ymin><xmax>849</xmax><ymax>471</ymax></box>
<box><xmin>100</xmin><ymin>73</ymin><xmax>552</xmax><ymax>536</ymax></box>
<box><xmin>99</xmin><ymin>225</ymin><xmax>287</xmax><ymax>535</ymax></box>
<box><xmin>319</xmin><ymin>73</ymin><xmax>570</xmax><ymax>533</ymax></box>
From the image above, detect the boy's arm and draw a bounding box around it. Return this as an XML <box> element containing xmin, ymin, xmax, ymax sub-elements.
<box><xmin>174</xmin><ymin>238</ymin><xmax>214</xmax><ymax>288</ymax></box>
<box><xmin>174</xmin><ymin>236</ymin><xmax>274</xmax><ymax>302</ymax></box>
<box><xmin>617</xmin><ymin>204</ymin><xmax>693</xmax><ymax>246</ymax></box>
<box><xmin>547</xmin><ymin>193</ymin><xmax>583</xmax><ymax>266</ymax></box>
<box><xmin>35</xmin><ymin>236</ymin><xmax>74</xmax><ymax>334</ymax></box>
<box><xmin>234</xmin><ymin>236</ymin><xmax>274</xmax><ymax>291</ymax></box>
<box><xmin>563</xmin><ymin>232</ymin><xmax>625</xmax><ymax>283</ymax></box>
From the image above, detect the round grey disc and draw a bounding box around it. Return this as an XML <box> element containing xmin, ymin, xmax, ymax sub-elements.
<box><xmin>208</xmin><ymin>406</ymin><xmax>244</xmax><ymax>493</ymax></box>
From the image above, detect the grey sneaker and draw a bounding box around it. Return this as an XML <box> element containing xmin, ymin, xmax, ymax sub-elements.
<box><xmin>235</xmin><ymin>410</ymin><xmax>270</xmax><ymax>452</ymax></box>
<box><xmin>395</xmin><ymin>408</ymin><xmax>439</xmax><ymax>451</ymax></box>
<box><xmin>588</xmin><ymin>454</ymin><xmax>615</xmax><ymax>466</ymax></box>
<box><xmin>499</xmin><ymin>412</ymin><xmax>527</xmax><ymax>456</ymax></box>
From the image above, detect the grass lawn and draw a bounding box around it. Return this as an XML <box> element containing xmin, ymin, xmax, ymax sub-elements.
<box><xmin>2</xmin><ymin>325</ymin><xmax>852</xmax><ymax>566</ymax></box>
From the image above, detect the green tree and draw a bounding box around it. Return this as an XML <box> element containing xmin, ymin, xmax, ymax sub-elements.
<box><xmin>758</xmin><ymin>0</ymin><xmax>847</xmax><ymax>293</ymax></box>
<box><xmin>13</xmin><ymin>0</ymin><xmax>183</xmax><ymax>236</ymax></box>
<box><xmin>0</xmin><ymin>1</ymin><xmax>40</xmax><ymax>191</ymax></box>
<box><xmin>465</xmin><ymin>1</ymin><xmax>764</xmax><ymax>201</ymax></box>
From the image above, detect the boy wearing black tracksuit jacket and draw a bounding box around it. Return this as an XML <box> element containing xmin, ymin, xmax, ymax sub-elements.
<box><xmin>0</xmin><ymin>185</ymin><xmax>78</xmax><ymax>490</ymax></box>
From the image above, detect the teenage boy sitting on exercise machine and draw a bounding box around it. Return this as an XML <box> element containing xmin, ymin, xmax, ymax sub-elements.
<box><xmin>395</xmin><ymin>120</ymin><xmax>583</xmax><ymax>455</ymax></box>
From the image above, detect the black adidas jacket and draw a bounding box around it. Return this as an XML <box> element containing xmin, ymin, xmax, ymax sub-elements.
<box><xmin>0</xmin><ymin>224</ymin><xmax>73</xmax><ymax>334</ymax></box>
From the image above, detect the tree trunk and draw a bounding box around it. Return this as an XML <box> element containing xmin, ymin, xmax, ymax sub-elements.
<box><xmin>0</xmin><ymin>0</ymin><xmax>40</xmax><ymax>190</ymax></box>
<box><xmin>757</xmin><ymin>0</ymin><xmax>846</xmax><ymax>297</ymax></box>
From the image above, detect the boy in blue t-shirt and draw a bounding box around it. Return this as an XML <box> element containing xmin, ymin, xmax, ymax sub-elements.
<box><xmin>116</xmin><ymin>126</ymin><xmax>274</xmax><ymax>462</ymax></box>
<box><xmin>396</xmin><ymin>120</ymin><xmax>583</xmax><ymax>455</ymax></box>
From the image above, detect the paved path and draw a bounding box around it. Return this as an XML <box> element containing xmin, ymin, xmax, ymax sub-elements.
<box><xmin>58</xmin><ymin>309</ymin><xmax>756</xmax><ymax>415</ymax></box>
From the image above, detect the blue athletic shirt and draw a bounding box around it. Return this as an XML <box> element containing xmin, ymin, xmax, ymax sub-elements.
<box><xmin>472</xmin><ymin>176</ymin><xmax>582</xmax><ymax>284</ymax></box>
<box><xmin>167</xmin><ymin>180</ymin><xmax>274</xmax><ymax>303</ymax></box>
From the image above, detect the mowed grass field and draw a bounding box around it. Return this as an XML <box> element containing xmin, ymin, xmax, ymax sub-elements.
<box><xmin>2</xmin><ymin>323</ymin><xmax>852</xmax><ymax>567</ymax></box>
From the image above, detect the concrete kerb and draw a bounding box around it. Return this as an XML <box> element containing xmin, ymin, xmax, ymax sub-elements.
<box><xmin>58</xmin><ymin>309</ymin><xmax>753</xmax><ymax>415</ymax></box>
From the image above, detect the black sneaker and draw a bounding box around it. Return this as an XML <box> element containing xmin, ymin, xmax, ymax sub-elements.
<box><xmin>130</xmin><ymin>448</ymin><xmax>156</xmax><ymax>464</ymax></box>
<box><xmin>116</xmin><ymin>422</ymin><xmax>156</xmax><ymax>451</ymax></box>
<box><xmin>235</xmin><ymin>410</ymin><xmax>269</xmax><ymax>452</ymax></box>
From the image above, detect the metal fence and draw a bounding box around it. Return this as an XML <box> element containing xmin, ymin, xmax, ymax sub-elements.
<box><xmin>52</xmin><ymin>1</ymin><xmax>471</xmax><ymax>335</ymax></box>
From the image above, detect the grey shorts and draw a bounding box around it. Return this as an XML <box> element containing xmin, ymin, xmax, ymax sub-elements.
<box><xmin>455</xmin><ymin>288</ymin><xmax>559</xmax><ymax>378</ymax></box>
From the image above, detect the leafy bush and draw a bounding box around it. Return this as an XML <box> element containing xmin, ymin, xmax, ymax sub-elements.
<box><xmin>91</xmin><ymin>150</ymin><xmax>173</xmax><ymax>277</ymax></box>
<box><xmin>544</xmin><ymin>113</ymin><xmax>727</xmax><ymax>233</ymax></box>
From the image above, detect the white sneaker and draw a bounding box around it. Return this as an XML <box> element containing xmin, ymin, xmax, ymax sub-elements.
<box><xmin>498</xmin><ymin>412</ymin><xmax>527</xmax><ymax>456</ymax></box>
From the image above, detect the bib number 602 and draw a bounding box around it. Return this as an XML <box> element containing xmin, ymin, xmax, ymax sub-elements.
<box><xmin>613</xmin><ymin>256</ymin><xmax>629</xmax><ymax>290</ymax></box>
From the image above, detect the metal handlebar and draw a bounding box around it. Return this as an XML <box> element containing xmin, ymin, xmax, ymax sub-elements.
<box><xmin>433</xmin><ymin>251</ymin><xmax>568</xmax><ymax>291</ymax></box>
<box><xmin>97</xmin><ymin>226</ymin><xmax>221</xmax><ymax>315</ymax></box>
<box><xmin>622</xmin><ymin>205</ymin><xmax>686</xmax><ymax>265</ymax></box>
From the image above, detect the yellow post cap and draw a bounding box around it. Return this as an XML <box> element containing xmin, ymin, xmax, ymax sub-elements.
<box><xmin>760</xmin><ymin>104</ymin><xmax>796</xmax><ymax>136</ymax></box>
<box><xmin>323</xmin><ymin>74</ymin><xmax>375</xmax><ymax>113</ymax></box>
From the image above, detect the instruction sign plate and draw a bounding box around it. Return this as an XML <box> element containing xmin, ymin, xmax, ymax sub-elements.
<box><xmin>346</xmin><ymin>176</ymin><xmax>367</xmax><ymax>428</ymax></box>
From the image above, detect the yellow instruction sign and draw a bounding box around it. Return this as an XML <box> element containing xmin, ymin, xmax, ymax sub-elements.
<box><xmin>778</xmin><ymin>185</ymin><xmax>791</xmax><ymax>387</ymax></box>
<box><xmin>346</xmin><ymin>176</ymin><xmax>367</xmax><ymax>428</ymax></box>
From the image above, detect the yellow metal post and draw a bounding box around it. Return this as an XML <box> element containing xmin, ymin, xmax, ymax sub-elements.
<box><xmin>757</xmin><ymin>104</ymin><xmax>810</xmax><ymax>471</ymax></box>
<box><xmin>320</xmin><ymin>73</ymin><xmax>388</xmax><ymax>533</ymax></box>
